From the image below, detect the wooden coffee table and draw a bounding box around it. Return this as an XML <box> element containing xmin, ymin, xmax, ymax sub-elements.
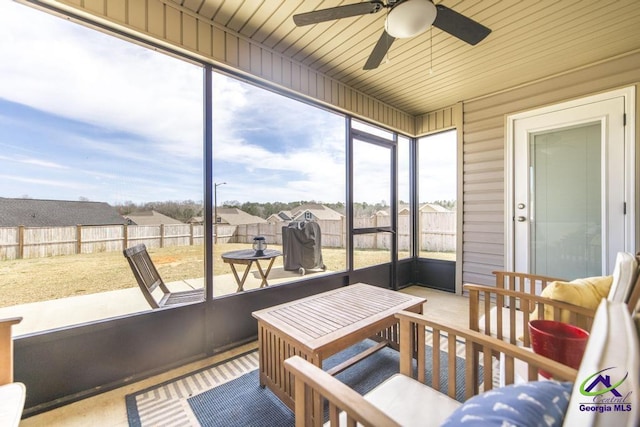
<box><xmin>251</xmin><ymin>283</ymin><xmax>426</xmax><ymax>413</ymax></box>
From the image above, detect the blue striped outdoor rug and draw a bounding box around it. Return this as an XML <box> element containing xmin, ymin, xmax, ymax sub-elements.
<box><xmin>127</xmin><ymin>339</ymin><xmax>481</xmax><ymax>427</ymax></box>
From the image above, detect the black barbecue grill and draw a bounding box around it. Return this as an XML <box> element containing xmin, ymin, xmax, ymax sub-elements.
<box><xmin>282</xmin><ymin>221</ymin><xmax>326</xmax><ymax>275</ymax></box>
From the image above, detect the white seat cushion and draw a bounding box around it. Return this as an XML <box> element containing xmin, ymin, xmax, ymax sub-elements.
<box><xmin>0</xmin><ymin>382</ymin><xmax>25</xmax><ymax>427</ymax></box>
<box><xmin>564</xmin><ymin>300</ymin><xmax>639</xmax><ymax>427</ymax></box>
<box><xmin>326</xmin><ymin>374</ymin><xmax>461</xmax><ymax>427</ymax></box>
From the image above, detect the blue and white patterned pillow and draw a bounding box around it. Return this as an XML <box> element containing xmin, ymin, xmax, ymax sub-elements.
<box><xmin>441</xmin><ymin>381</ymin><xmax>573</xmax><ymax>427</ymax></box>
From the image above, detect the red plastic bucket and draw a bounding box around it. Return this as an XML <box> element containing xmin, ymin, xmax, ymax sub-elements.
<box><xmin>528</xmin><ymin>320</ymin><xmax>589</xmax><ymax>378</ymax></box>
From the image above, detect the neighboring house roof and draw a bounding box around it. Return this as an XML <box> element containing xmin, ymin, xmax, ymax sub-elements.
<box><xmin>124</xmin><ymin>210</ymin><xmax>183</xmax><ymax>225</ymax></box>
<box><xmin>217</xmin><ymin>207</ymin><xmax>267</xmax><ymax>225</ymax></box>
<box><xmin>267</xmin><ymin>211</ymin><xmax>293</xmax><ymax>223</ymax></box>
<box><xmin>290</xmin><ymin>203</ymin><xmax>343</xmax><ymax>221</ymax></box>
<box><xmin>420</xmin><ymin>203</ymin><xmax>450</xmax><ymax>213</ymax></box>
<box><xmin>0</xmin><ymin>197</ymin><xmax>126</xmax><ymax>227</ymax></box>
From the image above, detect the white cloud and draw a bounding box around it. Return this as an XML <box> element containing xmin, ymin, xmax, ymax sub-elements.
<box><xmin>0</xmin><ymin>154</ymin><xmax>68</xmax><ymax>169</ymax></box>
<box><xmin>0</xmin><ymin>173</ymin><xmax>91</xmax><ymax>190</ymax></box>
<box><xmin>0</xmin><ymin>1</ymin><xmax>203</xmax><ymax>160</ymax></box>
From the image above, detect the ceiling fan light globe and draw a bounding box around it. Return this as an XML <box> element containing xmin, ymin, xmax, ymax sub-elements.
<box><xmin>385</xmin><ymin>0</ymin><xmax>436</xmax><ymax>39</ymax></box>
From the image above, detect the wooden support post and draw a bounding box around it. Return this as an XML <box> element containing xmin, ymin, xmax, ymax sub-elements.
<box><xmin>160</xmin><ymin>224</ymin><xmax>164</xmax><ymax>248</ymax></box>
<box><xmin>18</xmin><ymin>225</ymin><xmax>24</xmax><ymax>259</ymax></box>
<box><xmin>76</xmin><ymin>224</ymin><xmax>82</xmax><ymax>254</ymax></box>
<box><xmin>123</xmin><ymin>224</ymin><xmax>128</xmax><ymax>249</ymax></box>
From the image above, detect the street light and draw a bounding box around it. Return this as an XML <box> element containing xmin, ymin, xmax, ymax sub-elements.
<box><xmin>214</xmin><ymin>182</ymin><xmax>226</xmax><ymax>243</ymax></box>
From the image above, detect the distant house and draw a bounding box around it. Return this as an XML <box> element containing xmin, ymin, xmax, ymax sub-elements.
<box><xmin>0</xmin><ymin>198</ymin><xmax>126</xmax><ymax>227</ymax></box>
<box><xmin>123</xmin><ymin>210</ymin><xmax>183</xmax><ymax>226</ymax></box>
<box><xmin>266</xmin><ymin>211</ymin><xmax>293</xmax><ymax>223</ymax></box>
<box><xmin>398</xmin><ymin>207</ymin><xmax>410</xmax><ymax>216</ymax></box>
<box><xmin>420</xmin><ymin>203</ymin><xmax>450</xmax><ymax>213</ymax></box>
<box><xmin>187</xmin><ymin>216</ymin><xmax>203</xmax><ymax>224</ymax></box>
<box><xmin>216</xmin><ymin>207</ymin><xmax>267</xmax><ymax>225</ymax></box>
<box><xmin>372</xmin><ymin>210</ymin><xmax>389</xmax><ymax>218</ymax></box>
<box><xmin>268</xmin><ymin>203</ymin><xmax>343</xmax><ymax>223</ymax></box>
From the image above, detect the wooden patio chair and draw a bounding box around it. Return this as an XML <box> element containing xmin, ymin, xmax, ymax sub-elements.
<box><xmin>285</xmin><ymin>299</ymin><xmax>639</xmax><ymax>427</ymax></box>
<box><xmin>123</xmin><ymin>244</ymin><xmax>204</xmax><ymax>309</ymax></box>
<box><xmin>465</xmin><ymin>251</ymin><xmax>640</xmax><ymax>347</ymax></box>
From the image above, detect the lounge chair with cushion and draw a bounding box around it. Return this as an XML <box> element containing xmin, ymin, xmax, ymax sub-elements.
<box><xmin>284</xmin><ymin>299</ymin><xmax>639</xmax><ymax>427</ymax></box>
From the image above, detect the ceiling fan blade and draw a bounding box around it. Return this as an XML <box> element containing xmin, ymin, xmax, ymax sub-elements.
<box><xmin>293</xmin><ymin>1</ymin><xmax>384</xmax><ymax>27</ymax></box>
<box><xmin>363</xmin><ymin>30</ymin><xmax>396</xmax><ymax>70</ymax></box>
<box><xmin>433</xmin><ymin>4</ymin><xmax>491</xmax><ymax>46</ymax></box>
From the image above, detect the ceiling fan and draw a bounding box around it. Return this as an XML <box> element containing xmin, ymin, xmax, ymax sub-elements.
<box><xmin>293</xmin><ymin>0</ymin><xmax>491</xmax><ymax>70</ymax></box>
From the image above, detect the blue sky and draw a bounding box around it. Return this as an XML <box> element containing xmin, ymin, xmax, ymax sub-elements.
<box><xmin>0</xmin><ymin>1</ymin><xmax>455</xmax><ymax>207</ymax></box>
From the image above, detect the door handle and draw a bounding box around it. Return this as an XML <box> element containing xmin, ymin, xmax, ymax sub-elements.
<box><xmin>517</xmin><ymin>216</ymin><xmax>526</xmax><ymax>222</ymax></box>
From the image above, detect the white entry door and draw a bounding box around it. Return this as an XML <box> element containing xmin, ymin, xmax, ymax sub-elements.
<box><xmin>508</xmin><ymin>88</ymin><xmax>635</xmax><ymax>279</ymax></box>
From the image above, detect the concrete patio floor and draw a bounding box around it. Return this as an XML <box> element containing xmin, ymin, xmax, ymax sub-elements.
<box><xmin>0</xmin><ymin>266</ymin><xmax>327</xmax><ymax>336</ymax></box>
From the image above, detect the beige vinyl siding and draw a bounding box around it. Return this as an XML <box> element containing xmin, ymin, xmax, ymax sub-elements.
<box><xmin>49</xmin><ymin>0</ymin><xmax>414</xmax><ymax>135</ymax></box>
<box><xmin>415</xmin><ymin>104</ymin><xmax>459</xmax><ymax>136</ymax></box>
<box><xmin>462</xmin><ymin>51</ymin><xmax>640</xmax><ymax>287</ymax></box>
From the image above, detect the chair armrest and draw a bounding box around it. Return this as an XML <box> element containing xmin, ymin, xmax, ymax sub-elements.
<box><xmin>395</xmin><ymin>310</ymin><xmax>578</xmax><ymax>401</ymax></box>
<box><xmin>492</xmin><ymin>270</ymin><xmax>563</xmax><ymax>289</ymax></box>
<box><xmin>284</xmin><ymin>355</ymin><xmax>401</xmax><ymax>427</ymax></box>
<box><xmin>464</xmin><ymin>283</ymin><xmax>595</xmax><ymax>346</ymax></box>
<box><xmin>0</xmin><ymin>317</ymin><xmax>22</xmax><ymax>386</ymax></box>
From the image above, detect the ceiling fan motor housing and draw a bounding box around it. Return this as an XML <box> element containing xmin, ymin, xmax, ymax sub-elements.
<box><xmin>385</xmin><ymin>0</ymin><xmax>437</xmax><ymax>38</ymax></box>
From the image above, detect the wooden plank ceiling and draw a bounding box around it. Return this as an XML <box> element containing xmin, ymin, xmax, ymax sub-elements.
<box><xmin>168</xmin><ymin>0</ymin><xmax>640</xmax><ymax>116</ymax></box>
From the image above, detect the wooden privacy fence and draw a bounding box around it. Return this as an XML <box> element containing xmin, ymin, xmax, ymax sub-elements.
<box><xmin>0</xmin><ymin>212</ymin><xmax>454</xmax><ymax>260</ymax></box>
<box><xmin>218</xmin><ymin>213</ymin><xmax>455</xmax><ymax>252</ymax></box>
<box><xmin>0</xmin><ymin>224</ymin><xmax>204</xmax><ymax>260</ymax></box>
<box><xmin>228</xmin><ymin>219</ymin><xmax>345</xmax><ymax>248</ymax></box>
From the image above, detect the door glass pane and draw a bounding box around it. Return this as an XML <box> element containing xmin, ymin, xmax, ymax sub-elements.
<box><xmin>530</xmin><ymin>123</ymin><xmax>601</xmax><ymax>278</ymax></box>
<box><xmin>353</xmin><ymin>232</ymin><xmax>391</xmax><ymax>268</ymax></box>
<box><xmin>352</xmin><ymin>119</ymin><xmax>394</xmax><ymax>140</ymax></box>
<box><xmin>353</xmin><ymin>139</ymin><xmax>391</xmax><ymax>268</ymax></box>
